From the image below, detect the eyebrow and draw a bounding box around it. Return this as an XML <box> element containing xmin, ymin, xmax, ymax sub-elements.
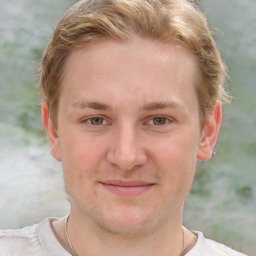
<box><xmin>142</xmin><ymin>101</ymin><xmax>188</xmax><ymax>112</ymax></box>
<box><xmin>72</xmin><ymin>101</ymin><xmax>111</xmax><ymax>111</ymax></box>
<box><xmin>72</xmin><ymin>100</ymin><xmax>187</xmax><ymax>112</ymax></box>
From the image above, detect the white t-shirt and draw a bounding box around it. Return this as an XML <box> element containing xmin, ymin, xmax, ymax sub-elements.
<box><xmin>0</xmin><ymin>217</ymin><xmax>248</xmax><ymax>256</ymax></box>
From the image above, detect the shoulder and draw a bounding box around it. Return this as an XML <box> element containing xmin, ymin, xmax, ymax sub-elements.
<box><xmin>0</xmin><ymin>217</ymin><xmax>60</xmax><ymax>256</ymax></box>
<box><xmin>0</xmin><ymin>223</ymin><xmax>38</xmax><ymax>254</ymax></box>
<box><xmin>186</xmin><ymin>231</ymin><xmax>248</xmax><ymax>256</ymax></box>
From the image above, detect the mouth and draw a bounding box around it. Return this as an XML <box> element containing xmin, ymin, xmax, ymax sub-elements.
<box><xmin>99</xmin><ymin>180</ymin><xmax>156</xmax><ymax>196</ymax></box>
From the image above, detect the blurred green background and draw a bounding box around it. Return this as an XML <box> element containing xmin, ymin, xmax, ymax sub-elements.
<box><xmin>0</xmin><ymin>0</ymin><xmax>255</xmax><ymax>255</ymax></box>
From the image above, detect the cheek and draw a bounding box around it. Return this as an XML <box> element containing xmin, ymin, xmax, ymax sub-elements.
<box><xmin>61</xmin><ymin>129</ymin><xmax>106</xmax><ymax>161</ymax></box>
<box><xmin>151</xmin><ymin>133</ymin><xmax>198</xmax><ymax>168</ymax></box>
<box><xmin>150</xmin><ymin>133</ymin><xmax>198</xmax><ymax>192</ymax></box>
<box><xmin>59</xmin><ymin>131</ymin><xmax>108</xmax><ymax>184</ymax></box>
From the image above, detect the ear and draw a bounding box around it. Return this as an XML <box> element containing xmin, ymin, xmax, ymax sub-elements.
<box><xmin>41</xmin><ymin>101</ymin><xmax>62</xmax><ymax>161</ymax></box>
<box><xmin>197</xmin><ymin>101</ymin><xmax>222</xmax><ymax>161</ymax></box>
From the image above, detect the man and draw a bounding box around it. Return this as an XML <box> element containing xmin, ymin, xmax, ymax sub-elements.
<box><xmin>0</xmin><ymin>0</ymin><xmax>247</xmax><ymax>255</ymax></box>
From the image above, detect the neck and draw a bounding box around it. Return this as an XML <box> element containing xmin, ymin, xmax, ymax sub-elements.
<box><xmin>61</xmin><ymin>208</ymin><xmax>187</xmax><ymax>256</ymax></box>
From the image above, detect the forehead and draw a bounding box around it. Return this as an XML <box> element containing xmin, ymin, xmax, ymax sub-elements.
<box><xmin>60</xmin><ymin>36</ymin><xmax>198</xmax><ymax>112</ymax></box>
<box><xmin>65</xmin><ymin>37</ymin><xmax>196</xmax><ymax>77</ymax></box>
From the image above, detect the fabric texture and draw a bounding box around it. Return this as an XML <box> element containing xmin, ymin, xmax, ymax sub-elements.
<box><xmin>0</xmin><ymin>217</ymin><xmax>248</xmax><ymax>256</ymax></box>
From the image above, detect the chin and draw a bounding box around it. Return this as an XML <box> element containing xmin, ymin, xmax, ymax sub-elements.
<box><xmin>96</xmin><ymin>219</ymin><xmax>152</xmax><ymax>238</ymax></box>
<box><xmin>91</xmin><ymin>206</ymin><xmax>160</xmax><ymax>238</ymax></box>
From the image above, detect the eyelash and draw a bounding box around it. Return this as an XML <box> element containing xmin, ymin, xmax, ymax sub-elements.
<box><xmin>146</xmin><ymin>116</ymin><xmax>172</xmax><ymax>126</ymax></box>
<box><xmin>80</xmin><ymin>115</ymin><xmax>173</xmax><ymax>127</ymax></box>
<box><xmin>81</xmin><ymin>116</ymin><xmax>109</xmax><ymax>126</ymax></box>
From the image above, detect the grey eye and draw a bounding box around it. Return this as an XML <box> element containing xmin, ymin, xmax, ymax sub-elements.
<box><xmin>152</xmin><ymin>117</ymin><xmax>167</xmax><ymax>125</ymax></box>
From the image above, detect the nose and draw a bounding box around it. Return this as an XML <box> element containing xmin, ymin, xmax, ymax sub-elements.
<box><xmin>106</xmin><ymin>124</ymin><xmax>147</xmax><ymax>171</ymax></box>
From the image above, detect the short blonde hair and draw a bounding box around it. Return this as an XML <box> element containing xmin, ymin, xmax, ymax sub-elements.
<box><xmin>39</xmin><ymin>0</ymin><xmax>230</xmax><ymax>127</ymax></box>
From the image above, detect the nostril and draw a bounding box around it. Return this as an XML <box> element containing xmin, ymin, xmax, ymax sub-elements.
<box><xmin>106</xmin><ymin>147</ymin><xmax>147</xmax><ymax>171</ymax></box>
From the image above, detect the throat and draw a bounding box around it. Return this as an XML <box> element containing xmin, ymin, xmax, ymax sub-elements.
<box><xmin>62</xmin><ymin>215</ymin><xmax>193</xmax><ymax>256</ymax></box>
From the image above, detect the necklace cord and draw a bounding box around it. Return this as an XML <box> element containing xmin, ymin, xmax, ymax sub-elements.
<box><xmin>65</xmin><ymin>216</ymin><xmax>78</xmax><ymax>256</ymax></box>
<box><xmin>180</xmin><ymin>227</ymin><xmax>185</xmax><ymax>256</ymax></box>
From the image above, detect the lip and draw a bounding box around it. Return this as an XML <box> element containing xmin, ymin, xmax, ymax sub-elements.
<box><xmin>99</xmin><ymin>180</ymin><xmax>155</xmax><ymax>196</ymax></box>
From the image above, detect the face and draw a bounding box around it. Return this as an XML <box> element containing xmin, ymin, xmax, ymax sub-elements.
<box><xmin>42</xmin><ymin>36</ymin><xmax>221</xmax><ymax>237</ymax></box>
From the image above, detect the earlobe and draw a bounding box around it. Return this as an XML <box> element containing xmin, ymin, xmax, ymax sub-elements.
<box><xmin>41</xmin><ymin>101</ymin><xmax>62</xmax><ymax>162</ymax></box>
<box><xmin>197</xmin><ymin>101</ymin><xmax>222</xmax><ymax>161</ymax></box>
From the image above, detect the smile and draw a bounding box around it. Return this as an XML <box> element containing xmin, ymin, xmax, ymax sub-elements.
<box><xmin>99</xmin><ymin>180</ymin><xmax>155</xmax><ymax>196</ymax></box>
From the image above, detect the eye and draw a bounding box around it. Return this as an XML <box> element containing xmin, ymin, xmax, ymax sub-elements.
<box><xmin>81</xmin><ymin>116</ymin><xmax>109</xmax><ymax>126</ymax></box>
<box><xmin>152</xmin><ymin>116</ymin><xmax>167</xmax><ymax>125</ymax></box>
<box><xmin>88</xmin><ymin>117</ymin><xmax>104</xmax><ymax>125</ymax></box>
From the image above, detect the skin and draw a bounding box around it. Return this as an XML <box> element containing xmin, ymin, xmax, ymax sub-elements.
<box><xmin>42</xmin><ymin>36</ymin><xmax>222</xmax><ymax>256</ymax></box>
